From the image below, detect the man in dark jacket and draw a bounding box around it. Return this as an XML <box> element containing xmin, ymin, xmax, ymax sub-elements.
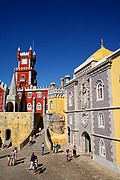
<box><xmin>29</xmin><ymin>152</ymin><xmax>36</xmax><ymax>170</ymax></box>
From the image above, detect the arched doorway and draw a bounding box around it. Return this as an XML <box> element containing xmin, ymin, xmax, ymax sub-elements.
<box><xmin>6</xmin><ymin>102</ymin><xmax>14</xmax><ymax>112</ymax></box>
<box><xmin>5</xmin><ymin>129</ymin><xmax>11</xmax><ymax>140</ymax></box>
<box><xmin>67</xmin><ymin>126</ymin><xmax>71</xmax><ymax>143</ymax></box>
<box><xmin>82</xmin><ymin>131</ymin><xmax>91</xmax><ymax>153</ymax></box>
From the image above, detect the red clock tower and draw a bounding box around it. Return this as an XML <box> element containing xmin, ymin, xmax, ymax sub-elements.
<box><xmin>14</xmin><ymin>46</ymin><xmax>48</xmax><ymax>116</ymax></box>
<box><xmin>15</xmin><ymin>46</ymin><xmax>37</xmax><ymax>89</ymax></box>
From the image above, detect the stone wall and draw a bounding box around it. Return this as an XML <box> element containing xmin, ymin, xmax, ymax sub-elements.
<box><xmin>0</xmin><ymin>112</ymin><xmax>40</xmax><ymax>147</ymax></box>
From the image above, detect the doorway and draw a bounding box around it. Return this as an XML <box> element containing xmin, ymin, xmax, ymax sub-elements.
<box><xmin>82</xmin><ymin>131</ymin><xmax>91</xmax><ymax>153</ymax></box>
<box><xmin>68</xmin><ymin>126</ymin><xmax>70</xmax><ymax>143</ymax></box>
<box><xmin>5</xmin><ymin>129</ymin><xmax>11</xmax><ymax>140</ymax></box>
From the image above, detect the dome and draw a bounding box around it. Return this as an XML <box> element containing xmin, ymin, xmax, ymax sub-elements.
<box><xmin>86</xmin><ymin>41</ymin><xmax>113</xmax><ymax>61</ymax></box>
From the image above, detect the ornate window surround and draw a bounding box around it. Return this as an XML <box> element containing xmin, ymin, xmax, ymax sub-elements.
<box><xmin>27</xmin><ymin>103</ymin><xmax>32</xmax><ymax>110</ymax></box>
<box><xmin>96</xmin><ymin>80</ymin><xmax>104</xmax><ymax>101</ymax></box>
<box><xmin>98</xmin><ymin>112</ymin><xmax>105</xmax><ymax>128</ymax></box>
<box><xmin>68</xmin><ymin>91</ymin><xmax>73</xmax><ymax>107</ymax></box>
<box><xmin>36</xmin><ymin>102</ymin><xmax>42</xmax><ymax>110</ymax></box>
<box><xmin>99</xmin><ymin>138</ymin><xmax>106</xmax><ymax>157</ymax></box>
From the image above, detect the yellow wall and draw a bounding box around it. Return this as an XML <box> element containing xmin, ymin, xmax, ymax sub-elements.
<box><xmin>0</xmin><ymin>112</ymin><xmax>34</xmax><ymax>147</ymax></box>
<box><xmin>111</xmin><ymin>56</ymin><xmax>120</xmax><ymax>164</ymax></box>
<box><xmin>48</xmin><ymin>96</ymin><xmax>65</xmax><ymax>115</ymax></box>
<box><xmin>47</xmin><ymin>94</ymin><xmax>67</xmax><ymax>145</ymax></box>
<box><xmin>49</xmin><ymin>129</ymin><xmax>66</xmax><ymax>145</ymax></box>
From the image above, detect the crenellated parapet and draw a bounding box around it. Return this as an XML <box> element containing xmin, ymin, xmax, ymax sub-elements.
<box><xmin>17</xmin><ymin>85</ymin><xmax>49</xmax><ymax>91</ymax></box>
<box><xmin>48</xmin><ymin>87</ymin><xmax>66</xmax><ymax>97</ymax></box>
<box><xmin>0</xmin><ymin>80</ymin><xmax>7</xmax><ymax>91</ymax></box>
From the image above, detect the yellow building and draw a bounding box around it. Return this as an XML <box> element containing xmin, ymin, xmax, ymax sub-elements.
<box><xmin>46</xmin><ymin>77</ymin><xmax>70</xmax><ymax>145</ymax></box>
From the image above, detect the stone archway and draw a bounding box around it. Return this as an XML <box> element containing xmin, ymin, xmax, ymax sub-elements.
<box><xmin>82</xmin><ymin>131</ymin><xmax>91</xmax><ymax>153</ymax></box>
<box><xmin>67</xmin><ymin>126</ymin><xmax>71</xmax><ymax>143</ymax></box>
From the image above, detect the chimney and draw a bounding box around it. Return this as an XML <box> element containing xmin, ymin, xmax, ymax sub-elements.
<box><xmin>65</xmin><ymin>75</ymin><xmax>70</xmax><ymax>84</ymax></box>
<box><xmin>60</xmin><ymin>78</ymin><xmax>64</xmax><ymax>87</ymax></box>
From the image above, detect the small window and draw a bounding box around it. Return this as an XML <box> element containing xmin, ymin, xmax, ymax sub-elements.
<box><xmin>27</xmin><ymin>103</ymin><xmax>32</xmax><ymax>110</ymax></box>
<box><xmin>50</xmin><ymin>101</ymin><xmax>53</xmax><ymax>110</ymax></box>
<box><xmin>69</xmin><ymin>92</ymin><xmax>73</xmax><ymax>107</ymax></box>
<box><xmin>99</xmin><ymin>139</ymin><xmax>106</xmax><ymax>156</ymax></box>
<box><xmin>28</xmin><ymin>92</ymin><xmax>32</xmax><ymax>98</ymax></box>
<box><xmin>98</xmin><ymin>112</ymin><xmax>105</xmax><ymax>128</ymax></box>
<box><xmin>37</xmin><ymin>92</ymin><xmax>42</xmax><ymax>98</ymax></box>
<box><xmin>96</xmin><ymin>80</ymin><xmax>104</xmax><ymax>101</ymax></box>
<box><xmin>69</xmin><ymin>114</ymin><xmax>73</xmax><ymax>125</ymax></box>
<box><xmin>36</xmin><ymin>103</ymin><xmax>42</xmax><ymax>110</ymax></box>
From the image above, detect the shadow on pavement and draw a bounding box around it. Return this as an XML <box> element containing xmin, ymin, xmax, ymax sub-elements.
<box><xmin>0</xmin><ymin>154</ymin><xmax>9</xmax><ymax>159</ymax></box>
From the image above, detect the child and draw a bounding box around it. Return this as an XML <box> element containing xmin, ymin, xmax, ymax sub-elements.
<box><xmin>66</xmin><ymin>149</ymin><xmax>70</xmax><ymax>162</ymax></box>
<box><xmin>7</xmin><ymin>155</ymin><xmax>11</xmax><ymax>166</ymax></box>
<box><xmin>34</xmin><ymin>156</ymin><xmax>38</xmax><ymax>169</ymax></box>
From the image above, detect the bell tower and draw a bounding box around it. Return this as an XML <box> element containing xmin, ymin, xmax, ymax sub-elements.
<box><xmin>14</xmin><ymin>46</ymin><xmax>37</xmax><ymax>89</ymax></box>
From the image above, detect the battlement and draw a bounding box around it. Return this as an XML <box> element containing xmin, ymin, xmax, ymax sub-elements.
<box><xmin>14</xmin><ymin>67</ymin><xmax>33</xmax><ymax>71</ymax></box>
<box><xmin>17</xmin><ymin>85</ymin><xmax>49</xmax><ymax>92</ymax></box>
<box><xmin>48</xmin><ymin>87</ymin><xmax>65</xmax><ymax>95</ymax></box>
<box><xmin>0</xmin><ymin>80</ymin><xmax>7</xmax><ymax>91</ymax></box>
<box><xmin>20</xmin><ymin>52</ymin><xmax>29</xmax><ymax>56</ymax></box>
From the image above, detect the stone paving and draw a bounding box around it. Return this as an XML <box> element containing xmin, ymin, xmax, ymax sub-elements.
<box><xmin>0</xmin><ymin>131</ymin><xmax>120</xmax><ymax>180</ymax></box>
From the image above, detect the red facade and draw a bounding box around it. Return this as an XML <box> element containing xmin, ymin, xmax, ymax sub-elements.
<box><xmin>14</xmin><ymin>47</ymin><xmax>48</xmax><ymax>116</ymax></box>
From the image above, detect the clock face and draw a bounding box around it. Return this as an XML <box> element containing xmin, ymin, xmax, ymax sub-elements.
<box><xmin>21</xmin><ymin>58</ymin><xmax>27</xmax><ymax>64</ymax></box>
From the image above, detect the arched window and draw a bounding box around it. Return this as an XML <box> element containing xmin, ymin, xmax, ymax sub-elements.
<box><xmin>99</xmin><ymin>139</ymin><xmax>106</xmax><ymax>156</ymax></box>
<box><xmin>50</xmin><ymin>101</ymin><xmax>53</xmax><ymax>110</ymax></box>
<box><xmin>96</xmin><ymin>80</ymin><xmax>104</xmax><ymax>100</ymax></box>
<box><xmin>98</xmin><ymin>112</ymin><xmax>105</xmax><ymax>128</ymax></box>
<box><xmin>27</xmin><ymin>103</ymin><xmax>32</xmax><ymax>110</ymax></box>
<box><xmin>36</xmin><ymin>103</ymin><xmax>42</xmax><ymax>110</ymax></box>
<box><xmin>20</xmin><ymin>74</ymin><xmax>25</xmax><ymax>82</ymax></box>
<box><xmin>69</xmin><ymin>92</ymin><xmax>73</xmax><ymax>107</ymax></box>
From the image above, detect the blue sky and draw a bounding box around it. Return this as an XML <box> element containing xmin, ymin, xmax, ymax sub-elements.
<box><xmin>0</xmin><ymin>0</ymin><xmax>120</xmax><ymax>87</ymax></box>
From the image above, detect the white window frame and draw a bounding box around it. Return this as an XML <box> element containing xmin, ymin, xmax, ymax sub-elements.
<box><xmin>27</xmin><ymin>103</ymin><xmax>32</xmax><ymax>110</ymax></box>
<box><xmin>50</xmin><ymin>101</ymin><xmax>53</xmax><ymax>110</ymax></box>
<box><xmin>20</xmin><ymin>74</ymin><xmax>25</xmax><ymax>82</ymax></box>
<box><xmin>69</xmin><ymin>91</ymin><xmax>73</xmax><ymax>107</ymax></box>
<box><xmin>37</xmin><ymin>92</ymin><xmax>42</xmax><ymax>98</ymax></box>
<box><xmin>28</xmin><ymin>92</ymin><xmax>32</xmax><ymax>98</ymax></box>
<box><xmin>96</xmin><ymin>80</ymin><xmax>104</xmax><ymax>101</ymax></box>
<box><xmin>98</xmin><ymin>112</ymin><xmax>105</xmax><ymax>128</ymax></box>
<box><xmin>36</xmin><ymin>102</ymin><xmax>42</xmax><ymax>110</ymax></box>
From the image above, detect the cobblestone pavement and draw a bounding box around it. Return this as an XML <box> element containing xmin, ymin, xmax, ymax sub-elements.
<box><xmin>0</xmin><ymin>132</ymin><xmax>120</xmax><ymax>180</ymax></box>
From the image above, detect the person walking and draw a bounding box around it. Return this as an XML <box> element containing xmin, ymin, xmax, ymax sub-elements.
<box><xmin>41</xmin><ymin>142</ymin><xmax>45</xmax><ymax>155</ymax></box>
<box><xmin>29</xmin><ymin>152</ymin><xmax>36</xmax><ymax>170</ymax></box>
<box><xmin>10</xmin><ymin>150</ymin><xmax>15</xmax><ymax>166</ymax></box>
<box><xmin>29</xmin><ymin>135</ymin><xmax>33</xmax><ymax>146</ymax></box>
<box><xmin>73</xmin><ymin>145</ymin><xmax>77</xmax><ymax>158</ymax></box>
<box><xmin>14</xmin><ymin>147</ymin><xmax>18</xmax><ymax>164</ymax></box>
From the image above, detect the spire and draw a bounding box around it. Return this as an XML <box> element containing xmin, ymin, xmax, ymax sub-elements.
<box><xmin>101</xmin><ymin>38</ymin><xmax>104</xmax><ymax>48</ymax></box>
<box><xmin>9</xmin><ymin>73</ymin><xmax>17</xmax><ymax>96</ymax></box>
<box><xmin>18</xmin><ymin>47</ymin><xmax>21</xmax><ymax>51</ymax></box>
<box><xmin>29</xmin><ymin>46</ymin><xmax>32</xmax><ymax>50</ymax></box>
